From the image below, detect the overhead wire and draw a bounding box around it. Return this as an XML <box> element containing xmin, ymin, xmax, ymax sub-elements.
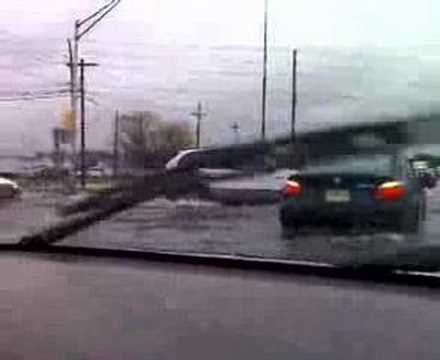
<box><xmin>77</xmin><ymin>0</ymin><xmax>121</xmax><ymax>40</ymax></box>
<box><xmin>77</xmin><ymin>0</ymin><xmax>118</xmax><ymax>27</ymax></box>
<box><xmin>0</xmin><ymin>89</ymin><xmax>98</xmax><ymax>103</ymax></box>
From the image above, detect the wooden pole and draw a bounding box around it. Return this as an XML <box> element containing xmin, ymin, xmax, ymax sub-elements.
<box><xmin>261</xmin><ymin>0</ymin><xmax>268</xmax><ymax>141</ymax></box>
<box><xmin>113</xmin><ymin>110</ymin><xmax>120</xmax><ymax>177</ymax></box>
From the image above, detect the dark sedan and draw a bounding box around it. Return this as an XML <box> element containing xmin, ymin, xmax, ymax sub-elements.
<box><xmin>279</xmin><ymin>152</ymin><xmax>435</xmax><ymax>234</ymax></box>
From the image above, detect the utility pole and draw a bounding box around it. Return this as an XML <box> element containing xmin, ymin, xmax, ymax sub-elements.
<box><xmin>66</xmin><ymin>0</ymin><xmax>122</xmax><ymax>190</ymax></box>
<box><xmin>66</xmin><ymin>38</ymin><xmax>77</xmax><ymax>191</ymax></box>
<box><xmin>291</xmin><ymin>49</ymin><xmax>298</xmax><ymax>140</ymax></box>
<box><xmin>290</xmin><ymin>49</ymin><xmax>300</xmax><ymax>169</ymax></box>
<box><xmin>261</xmin><ymin>0</ymin><xmax>269</xmax><ymax>141</ymax></box>
<box><xmin>79</xmin><ymin>58</ymin><xmax>86</xmax><ymax>189</ymax></box>
<box><xmin>77</xmin><ymin>58</ymin><xmax>99</xmax><ymax>189</ymax></box>
<box><xmin>231</xmin><ymin>122</ymin><xmax>240</xmax><ymax>144</ymax></box>
<box><xmin>191</xmin><ymin>102</ymin><xmax>207</xmax><ymax>148</ymax></box>
<box><xmin>52</xmin><ymin>128</ymin><xmax>61</xmax><ymax>172</ymax></box>
<box><xmin>113</xmin><ymin>110</ymin><xmax>120</xmax><ymax>178</ymax></box>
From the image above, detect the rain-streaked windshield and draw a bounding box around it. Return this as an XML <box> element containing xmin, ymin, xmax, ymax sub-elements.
<box><xmin>2</xmin><ymin>0</ymin><xmax>440</xmax><ymax>271</ymax></box>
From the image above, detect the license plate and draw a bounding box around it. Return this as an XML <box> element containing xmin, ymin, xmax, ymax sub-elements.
<box><xmin>325</xmin><ymin>189</ymin><xmax>351</xmax><ymax>203</ymax></box>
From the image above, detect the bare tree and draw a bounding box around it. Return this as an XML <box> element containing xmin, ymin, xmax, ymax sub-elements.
<box><xmin>120</xmin><ymin>111</ymin><xmax>193</xmax><ymax>168</ymax></box>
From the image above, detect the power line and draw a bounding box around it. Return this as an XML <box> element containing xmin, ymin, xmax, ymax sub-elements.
<box><xmin>78</xmin><ymin>0</ymin><xmax>119</xmax><ymax>27</ymax></box>
<box><xmin>0</xmin><ymin>90</ymin><xmax>99</xmax><ymax>103</ymax></box>
<box><xmin>0</xmin><ymin>88</ymin><xmax>70</xmax><ymax>97</ymax></box>
<box><xmin>0</xmin><ymin>94</ymin><xmax>70</xmax><ymax>102</ymax></box>
<box><xmin>77</xmin><ymin>0</ymin><xmax>122</xmax><ymax>40</ymax></box>
<box><xmin>0</xmin><ymin>88</ymin><xmax>70</xmax><ymax>100</ymax></box>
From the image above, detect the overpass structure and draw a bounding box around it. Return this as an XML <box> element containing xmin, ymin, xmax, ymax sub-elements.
<box><xmin>166</xmin><ymin>114</ymin><xmax>440</xmax><ymax>172</ymax></box>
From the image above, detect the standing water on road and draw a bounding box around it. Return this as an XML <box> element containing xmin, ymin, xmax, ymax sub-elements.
<box><xmin>1</xmin><ymin>0</ymin><xmax>440</xmax><ymax>270</ymax></box>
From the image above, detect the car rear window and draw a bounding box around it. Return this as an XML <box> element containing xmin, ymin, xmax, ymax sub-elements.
<box><xmin>302</xmin><ymin>154</ymin><xmax>394</xmax><ymax>175</ymax></box>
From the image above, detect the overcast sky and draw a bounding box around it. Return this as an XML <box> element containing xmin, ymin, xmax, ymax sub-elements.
<box><xmin>1</xmin><ymin>1</ymin><xmax>440</xmax><ymax>152</ymax></box>
<box><xmin>1</xmin><ymin>0</ymin><xmax>439</xmax><ymax>47</ymax></box>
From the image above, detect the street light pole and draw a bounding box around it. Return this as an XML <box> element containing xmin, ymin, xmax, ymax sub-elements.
<box><xmin>67</xmin><ymin>0</ymin><xmax>122</xmax><ymax>189</ymax></box>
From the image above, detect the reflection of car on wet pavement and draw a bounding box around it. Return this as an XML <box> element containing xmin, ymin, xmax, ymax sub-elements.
<box><xmin>0</xmin><ymin>177</ymin><xmax>21</xmax><ymax>198</ymax></box>
<box><xmin>206</xmin><ymin>169</ymin><xmax>293</xmax><ymax>204</ymax></box>
<box><xmin>279</xmin><ymin>151</ymin><xmax>435</xmax><ymax>235</ymax></box>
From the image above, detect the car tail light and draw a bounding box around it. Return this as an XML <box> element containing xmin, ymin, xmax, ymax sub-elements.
<box><xmin>375</xmin><ymin>181</ymin><xmax>406</xmax><ymax>201</ymax></box>
<box><xmin>282</xmin><ymin>180</ymin><xmax>302</xmax><ymax>197</ymax></box>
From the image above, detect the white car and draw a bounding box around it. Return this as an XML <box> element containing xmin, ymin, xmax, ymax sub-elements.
<box><xmin>165</xmin><ymin>149</ymin><xmax>200</xmax><ymax>171</ymax></box>
<box><xmin>0</xmin><ymin>177</ymin><xmax>21</xmax><ymax>198</ymax></box>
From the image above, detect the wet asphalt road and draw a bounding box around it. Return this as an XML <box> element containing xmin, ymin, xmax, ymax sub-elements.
<box><xmin>58</xmin><ymin>187</ymin><xmax>440</xmax><ymax>266</ymax></box>
<box><xmin>0</xmin><ymin>192</ymin><xmax>61</xmax><ymax>243</ymax></box>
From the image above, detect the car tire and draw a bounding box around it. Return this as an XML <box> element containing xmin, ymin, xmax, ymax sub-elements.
<box><xmin>279</xmin><ymin>210</ymin><xmax>292</xmax><ymax>227</ymax></box>
<box><xmin>281</xmin><ymin>226</ymin><xmax>299</xmax><ymax>238</ymax></box>
<box><xmin>400</xmin><ymin>205</ymin><xmax>423</xmax><ymax>236</ymax></box>
<box><xmin>279</xmin><ymin>211</ymin><xmax>300</xmax><ymax>236</ymax></box>
<box><xmin>421</xmin><ymin>197</ymin><xmax>427</xmax><ymax>221</ymax></box>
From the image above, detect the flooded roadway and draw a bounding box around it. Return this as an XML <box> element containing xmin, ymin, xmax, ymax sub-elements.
<box><xmin>57</xmin><ymin>187</ymin><xmax>440</xmax><ymax>266</ymax></box>
<box><xmin>0</xmin><ymin>191</ymin><xmax>61</xmax><ymax>243</ymax></box>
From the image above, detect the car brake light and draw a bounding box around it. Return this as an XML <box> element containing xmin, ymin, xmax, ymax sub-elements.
<box><xmin>282</xmin><ymin>180</ymin><xmax>302</xmax><ymax>197</ymax></box>
<box><xmin>375</xmin><ymin>181</ymin><xmax>406</xmax><ymax>201</ymax></box>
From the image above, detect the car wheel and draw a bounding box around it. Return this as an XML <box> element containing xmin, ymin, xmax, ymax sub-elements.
<box><xmin>279</xmin><ymin>211</ymin><xmax>300</xmax><ymax>237</ymax></box>
<box><xmin>421</xmin><ymin>198</ymin><xmax>427</xmax><ymax>221</ymax></box>
<box><xmin>281</xmin><ymin>226</ymin><xmax>299</xmax><ymax>238</ymax></box>
<box><xmin>279</xmin><ymin>210</ymin><xmax>293</xmax><ymax>227</ymax></box>
<box><xmin>400</xmin><ymin>206</ymin><xmax>423</xmax><ymax>236</ymax></box>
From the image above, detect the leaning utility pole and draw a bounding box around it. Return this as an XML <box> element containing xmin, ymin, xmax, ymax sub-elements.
<box><xmin>261</xmin><ymin>0</ymin><xmax>269</xmax><ymax>141</ymax></box>
<box><xmin>191</xmin><ymin>102</ymin><xmax>207</xmax><ymax>148</ymax></box>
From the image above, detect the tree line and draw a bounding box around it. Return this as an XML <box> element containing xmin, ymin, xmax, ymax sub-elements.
<box><xmin>119</xmin><ymin>111</ymin><xmax>194</xmax><ymax>169</ymax></box>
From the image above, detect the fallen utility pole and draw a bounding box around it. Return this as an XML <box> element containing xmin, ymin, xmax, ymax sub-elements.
<box><xmin>21</xmin><ymin>170</ymin><xmax>203</xmax><ymax>247</ymax></box>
